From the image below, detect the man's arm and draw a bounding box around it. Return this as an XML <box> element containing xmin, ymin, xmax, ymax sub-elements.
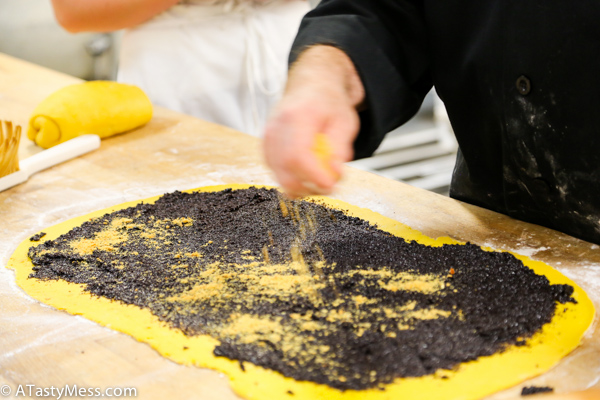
<box><xmin>263</xmin><ymin>45</ymin><xmax>365</xmax><ymax>198</ymax></box>
<box><xmin>50</xmin><ymin>0</ymin><xmax>180</xmax><ymax>33</ymax></box>
<box><xmin>263</xmin><ymin>0</ymin><xmax>431</xmax><ymax>197</ymax></box>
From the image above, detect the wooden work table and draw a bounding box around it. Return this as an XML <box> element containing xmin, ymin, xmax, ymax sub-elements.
<box><xmin>0</xmin><ymin>53</ymin><xmax>598</xmax><ymax>400</ymax></box>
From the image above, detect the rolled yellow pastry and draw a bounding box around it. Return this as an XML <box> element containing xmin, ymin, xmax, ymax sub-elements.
<box><xmin>28</xmin><ymin>81</ymin><xmax>153</xmax><ymax>148</ymax></box>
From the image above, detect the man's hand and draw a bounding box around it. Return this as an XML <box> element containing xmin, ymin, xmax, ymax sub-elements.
<box><xmin>263</xmin><ymin>45</ymin><xmax>365</xmax><ymax>198</ymax></box>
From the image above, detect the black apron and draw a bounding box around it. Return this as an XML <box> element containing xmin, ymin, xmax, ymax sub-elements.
<box><xmin>291</xmin><ymin>0</ymin><xmax>600</xmax><ymax>244</ymax></box>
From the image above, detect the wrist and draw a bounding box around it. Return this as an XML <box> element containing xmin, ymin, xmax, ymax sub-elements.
<box><xmin>287</xmin><ymin>45</ymin><xmax>365</xmax><ymax>109</ymax></box>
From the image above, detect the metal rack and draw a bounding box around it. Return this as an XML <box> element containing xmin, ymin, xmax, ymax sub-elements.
<box><xmin>348</xmin><ymin>93</ymin><xmax>458</xmax><ymax>195</ymax></box>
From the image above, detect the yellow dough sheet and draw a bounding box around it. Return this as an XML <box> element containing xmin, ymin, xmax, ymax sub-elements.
<box><xmin>6</xmin><ymin>184</ymin><xmax>595</xmax><ymax>400</ymax></box>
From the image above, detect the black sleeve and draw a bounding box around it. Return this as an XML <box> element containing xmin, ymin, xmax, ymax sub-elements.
<box><xmin>290</xmin><ymin>0</ymin><xmax>432</xmax><ymax>159</ymax></box>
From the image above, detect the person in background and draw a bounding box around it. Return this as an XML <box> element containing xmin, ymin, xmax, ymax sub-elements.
<box><xmin>263</xmin><ymin>1</ymin><xmax>600</xmax><ymax>244</ymax></box>
<box><xmin>50</xmin><ymin>0</ymin><xmax>310</xmax><ymax>137</ymax></box>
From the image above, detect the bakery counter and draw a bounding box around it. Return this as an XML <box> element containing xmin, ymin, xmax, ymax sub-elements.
<box><xmin>0</xmin><ymin>53</ymin><xmax>598</xmax><ymax>399</ymax></box>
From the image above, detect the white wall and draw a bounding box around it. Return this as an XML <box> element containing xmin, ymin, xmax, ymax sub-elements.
<box><xmin>0</xmin><ymin>0</ymin><xmax>117</xmax><ymax>80</ymax></box>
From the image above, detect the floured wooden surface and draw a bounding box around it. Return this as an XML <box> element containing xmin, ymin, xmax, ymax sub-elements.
<box><xmin>0</xmin><ymin>52</ymin><xmax>599</xmax><ymax>399</ymax></box>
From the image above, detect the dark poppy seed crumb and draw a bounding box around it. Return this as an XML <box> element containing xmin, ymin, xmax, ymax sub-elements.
<box><xmin>521</xmin><ymin>386</ymin><xmax>554</xmax><ymax>396</ymax></box>
<box><xmin>27</xmin><ymin>187</ymin><xmax>574</xmax><ymax>390</ymax></box>
<box><xmin>29</xmin><ymin>232</ymin><xmax>46</xmax><ymax>241</ymax></box>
